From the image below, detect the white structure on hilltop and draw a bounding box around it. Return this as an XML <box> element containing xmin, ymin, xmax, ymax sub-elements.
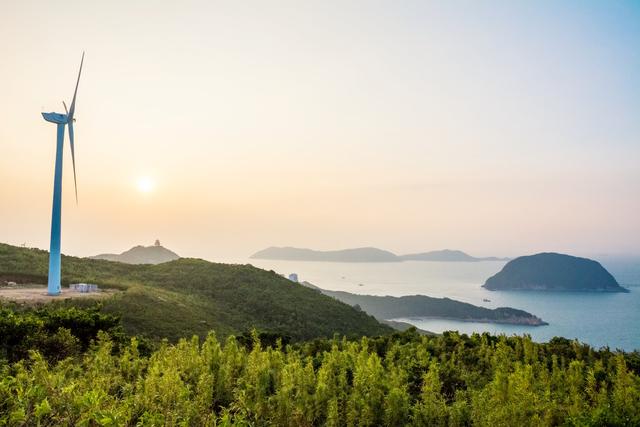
<box><xmin>69</xmin><ymin>283</ymin><xmax>99</xmax><ymax>293</ymax></box>
<box><xmin>288</xmin><ymin>273</ymin><xmax>299</xmax><ymax>283</ymax></box>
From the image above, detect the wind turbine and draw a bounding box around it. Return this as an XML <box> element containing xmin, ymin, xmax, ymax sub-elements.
<box><xmin>42</xmin><ymin>52</ymin><xmax>84</xmax><ymax>296</ymax></box>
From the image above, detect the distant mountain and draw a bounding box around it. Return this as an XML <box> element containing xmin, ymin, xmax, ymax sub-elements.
<box><xmin>251</xmin><ymin>246</ymin><xmax>506</xmax><ymax>263</ymax></box>
<box><xmin>399</xmin><ymin>249</ymin><xmax>508</xmax><ymax>262</ymax></box>
<box><xmin>250</xmin><ymin>247</ymin><xmax>400</xmax><ymax>263</ymax></box>
<box><xmin>483</xmin><ymin>253</ymin><xmax>629</xmax><ymax>292</ymax></box>
<box><xmin>91</xmin><ymin>244</ymin><xmax>180</xmax><ymax>265</ymax></box>
<box><xmin>301</xmin><ymin>282</ymin><xmax>547</xmax><ymax>326</ymax></box>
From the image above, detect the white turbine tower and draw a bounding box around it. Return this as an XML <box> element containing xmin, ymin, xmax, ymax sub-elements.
<box><xmin>42</xmin><ymin>52</ymin><xmax>84</xmax><ymax>296</ymax></box>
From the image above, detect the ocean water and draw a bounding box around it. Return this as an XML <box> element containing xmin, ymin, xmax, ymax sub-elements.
<box><xmin>237</xmin><ymin>257</ymin><xmax>640</xmax><ymax>351</ymax></box>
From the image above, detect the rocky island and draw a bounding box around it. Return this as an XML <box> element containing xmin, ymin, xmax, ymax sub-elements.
<box><xmin>483</xmin><ymin>252</ymin><xmax>628</xmax><ymax>292</ymax></box>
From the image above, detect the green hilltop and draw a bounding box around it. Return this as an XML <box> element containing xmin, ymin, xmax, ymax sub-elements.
<box><xmin>0</xmin><ymin>243</ymin><xmax>391</xmax><ymax>341</ymax></box>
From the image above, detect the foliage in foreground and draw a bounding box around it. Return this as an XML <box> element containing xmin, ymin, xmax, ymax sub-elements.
<box><xmin>1</xmin><ymin>328</ymin><xmax>639</xmax><ymax>426</ymax></box>
<box><xmin>0</xmin><ymin>304</ymin><xmax>123</xmax><ymax>363</ymax></box>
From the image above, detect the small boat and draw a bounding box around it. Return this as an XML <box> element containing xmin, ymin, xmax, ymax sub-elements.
<box><xmin>358</xmin><ymin>283</ymin><xmax>364</xmax><ymax>287</ymax></box>
<box><xmin>483</xmin><ymin>298</ymin><xmax>491</xmax><ymax>302</ymax></box>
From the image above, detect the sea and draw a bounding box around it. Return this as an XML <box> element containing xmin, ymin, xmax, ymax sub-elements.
<box><xmin>231</xmin><ymin>256</ymin><xmax>640</xmax><ymax>351</ymax></box>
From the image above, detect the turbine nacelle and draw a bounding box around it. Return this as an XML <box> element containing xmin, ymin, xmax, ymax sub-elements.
<box><xmin>41</xmin><ymin>112</ymin><xmax>68</xmax><ymax>124</ymax></box>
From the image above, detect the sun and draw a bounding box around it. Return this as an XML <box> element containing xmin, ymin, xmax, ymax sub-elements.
<box><xmin>136</xmin><ymin>176</ymin><xmax>155</xmax><ymax>193</ymax></box>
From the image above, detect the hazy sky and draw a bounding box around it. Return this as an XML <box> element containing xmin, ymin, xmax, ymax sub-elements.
<box><xmin>1</xmin><ymin>0</ymin><xmax>639</xmax><ymax>260</ymax></box>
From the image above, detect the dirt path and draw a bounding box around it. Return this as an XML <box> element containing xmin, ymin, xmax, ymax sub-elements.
<box><xmin>0</xmin><ymin>285</ymin><xmax>117</xmax><ymax>304</ymax></box>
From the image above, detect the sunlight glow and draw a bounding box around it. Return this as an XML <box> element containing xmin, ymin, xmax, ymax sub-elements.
<box><xmin>136</xmin><ymin>177</ymin><xmax>155</xmax><ymax>193</ymax></box>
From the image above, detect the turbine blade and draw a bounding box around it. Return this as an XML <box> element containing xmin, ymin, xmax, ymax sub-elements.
<box><xmin>68</xmin><ymin>121</ymin><xmax>78</xmax><ymax>204</ymax></box>
<box><xmin>68</xmin><ymin>52</ymin><xmax>84</xmax><ymax>122</ymax></box>
<box><xmin>62</xmin><ymin>101</ymin><xmax>68</xmax><ymax>115</ymax></box>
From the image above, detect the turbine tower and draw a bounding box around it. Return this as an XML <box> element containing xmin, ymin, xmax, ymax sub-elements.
<box><xmin>42</xmin><ymin>53</ymin><xmax>84</xmax><ymax>296</ymax></box>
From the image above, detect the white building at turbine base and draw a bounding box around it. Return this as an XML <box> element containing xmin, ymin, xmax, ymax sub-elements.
<box><xmin>69</xmin><ymin>283</ymin><xmax>99</xmax><ymax>293</ymax></box>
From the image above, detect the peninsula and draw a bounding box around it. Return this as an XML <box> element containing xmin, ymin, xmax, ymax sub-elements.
<box><xmin>301</xmin><ymin>282</ymin><xmax>547</xmax><ymax>326</ymax></box>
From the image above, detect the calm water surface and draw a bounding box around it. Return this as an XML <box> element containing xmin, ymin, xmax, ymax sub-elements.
<box><xmin>229</xmin><ymin>257</ymin><xmax>640</xmax><ymax>351</ymax></box>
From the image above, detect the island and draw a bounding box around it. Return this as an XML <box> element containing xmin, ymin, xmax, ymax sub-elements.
<box><xmin>251</xmin><ymin>247</ymin><xmax>399</xmax><ymax>262</ymax></box>
<box><xmin>251</xmin><ymin>246</ymin><xmax>507</xmax><ymax>263</ymax></box>
<box><xmin>90</xmin><ymin>241</ymin><xmax>180</xmax><ymax>265</ymax></box>
<box><xmin>483</xmin><ymin>252</ymin><xmax>628</xmax><ymax>292</ymax></box>
<box><xmin>399</xmin><ymin>249</ymin><xmax>509</xmax><ymax>262</ymax></box>
<box><xmin>301</xmin><ymin>282</ymin><xmax>547</xmax><ymax>326</ymax></box>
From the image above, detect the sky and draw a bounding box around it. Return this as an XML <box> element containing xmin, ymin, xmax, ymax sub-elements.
<box><xmin>1</xmin><ymin>0</ymin><xmax>639</xmax><ymax>260</ymax></box>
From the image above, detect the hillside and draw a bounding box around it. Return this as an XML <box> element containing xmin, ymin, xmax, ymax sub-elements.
<box><xmin>483</xmin><ymin>252</ymin><xmax>628</xmax><ymax>292</ymax></box>
<box><xmin>91</xmin><ymin>244</ymin><xmax>180</xmax><ymax>264</ymax></box>
<box><xmin>302</xmin><ymin>282</ymin><xmax>547</xmax><ymax>326</ymax></box>
<box><xmin>251</xmin><ymin>246</ymin><xmax>507</xmax><ymax>263</ymax></box>
<box><xmin>0</xmin><ymin>243</ymin><xmax>392</xmax><ymax>341</ymax></box>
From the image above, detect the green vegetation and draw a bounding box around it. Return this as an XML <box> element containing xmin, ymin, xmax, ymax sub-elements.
<box><xmin>0</xmin><ymin>304</ymin><xmax>123</xmax><ymax>363</ymax></box>
<box><xmin>0</xmin><ymin>304</ymin><xmax>638</xmax><ymax>426</ymax></box>
<box><xmin>3</xmin><ymin>244</ymin><xmax>638</xmax><ymax>425</ymax></box>
<box><xmin>0</xmin><ymin>243</ymin><xmax>391</xmax><ymax>341</ymax></box>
